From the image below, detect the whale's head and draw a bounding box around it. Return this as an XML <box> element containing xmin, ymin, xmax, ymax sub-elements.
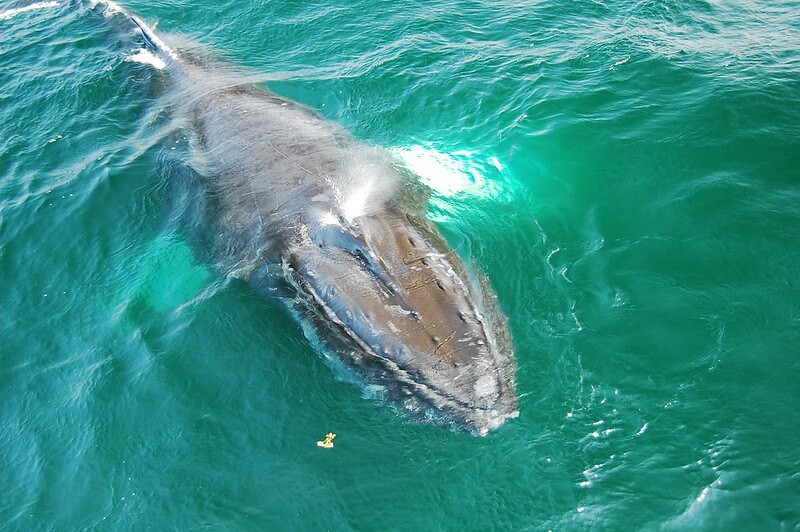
<box><xmin>285</xmin><ymin>207</ymin><xmax>518</xmax><ymax>434</ymax></box>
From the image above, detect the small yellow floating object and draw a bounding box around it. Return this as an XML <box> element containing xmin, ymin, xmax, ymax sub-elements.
<box><xmin>316</xmin><ymin>432</ymin><xmax>336</xmax><ymax>449</ymax></box>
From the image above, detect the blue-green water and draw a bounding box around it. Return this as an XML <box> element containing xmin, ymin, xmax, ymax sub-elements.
<box><xmin>2</xmin><ymin>0</ymin><xmax>800</xmax><ymax>528</ymax></box>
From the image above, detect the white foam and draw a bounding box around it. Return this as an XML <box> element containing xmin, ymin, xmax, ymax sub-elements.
<box><xmin>125</xmin><ymin>48</ymin><xmax>166</xmax><ymax>70</ymax></box>
<box><xmin>318</xmin><ymin>212</ymin><xmax>340</xmax><ymax>226</ymax></box>
<box><xmin>611</xmin><ymin>56</ymin><xmax>630</xmax><ymax>69</ymax></box>
<box><xmin>89</xmin><ymin>0</ymin><xmax>126</xmax><ymax>16</ymax></box>
<box><xmin>0</xmin><ymin>1</ymin><xmax>59</xmax><ymax>22</ymax></box>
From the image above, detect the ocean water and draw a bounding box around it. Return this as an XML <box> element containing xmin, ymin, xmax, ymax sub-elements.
<box><xmin>2</xmin><ymin>0</ymin><xmax>799</xmax><ymax>528</ymax></box>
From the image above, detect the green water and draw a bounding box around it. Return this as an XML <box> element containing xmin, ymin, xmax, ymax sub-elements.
<box><xmin>2</xmin><ymin>0</ymin><xmax>799</xmax><ymax>528</ymax></box>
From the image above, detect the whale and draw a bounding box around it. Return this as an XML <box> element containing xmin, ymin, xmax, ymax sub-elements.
<box><xmin>98</xmin><ymin>3</ymin><xmax>518</xmax><ymax>433</ymax></box>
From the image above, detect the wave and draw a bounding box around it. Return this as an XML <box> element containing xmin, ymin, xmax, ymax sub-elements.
<box><xmin>0</xmin><ymin>1</ymin><xmax>59</xmax><ymax>22</ymax></box>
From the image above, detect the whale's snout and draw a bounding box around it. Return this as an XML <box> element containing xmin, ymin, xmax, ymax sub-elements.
<box><xmin>286</xmin><ymin>208</ymin><xmax>517</xmax><ymax>434</ymax></box>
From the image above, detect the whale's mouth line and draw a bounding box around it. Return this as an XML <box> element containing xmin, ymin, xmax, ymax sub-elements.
<box><xmin>282</xmin><ymin>259</ymin><xmax>510</xmax><ymax>423</ymax></box>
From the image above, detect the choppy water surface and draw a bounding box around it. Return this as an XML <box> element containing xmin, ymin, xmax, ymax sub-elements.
<box><xmin>2</xmin><ymin>0</ymin><xmax>799</xmax><ymax>528</ymax></box>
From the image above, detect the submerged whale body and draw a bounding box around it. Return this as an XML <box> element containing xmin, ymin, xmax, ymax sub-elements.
<box><xmin>104</xmin><ymin>4</ymin><xmax>518</xmax><ymax>433</ymax></box>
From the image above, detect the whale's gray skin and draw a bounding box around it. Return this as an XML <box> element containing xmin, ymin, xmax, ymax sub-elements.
<box><xmin>122</xmin><ymin>9</ymin><xmax>518</xmax><ymax>433</ymax></box>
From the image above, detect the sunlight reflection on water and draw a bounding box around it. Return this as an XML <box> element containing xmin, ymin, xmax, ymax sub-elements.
<box><xmin>391</xmin><ymin>145</ymin><xmax>506</xmax><ymax>200</ymax></box>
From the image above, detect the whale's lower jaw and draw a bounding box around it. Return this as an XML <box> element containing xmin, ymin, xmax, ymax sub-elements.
<box><xmin>282</xmin><ymin>253</ymin><xmax>519</xmax><ymax>435</ymax></box>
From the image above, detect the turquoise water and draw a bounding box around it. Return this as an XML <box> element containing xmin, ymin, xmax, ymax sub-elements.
<box><xmin>2</xmin><ymin>0</ymin><xmax>800</xmax><ymax>528</ymax></box>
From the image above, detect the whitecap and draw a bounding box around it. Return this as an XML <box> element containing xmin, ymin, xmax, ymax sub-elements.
<box><xmin>0</xmin><ymin>1</ymin><xmax>59</xmax><ymax>22</ymax></box>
